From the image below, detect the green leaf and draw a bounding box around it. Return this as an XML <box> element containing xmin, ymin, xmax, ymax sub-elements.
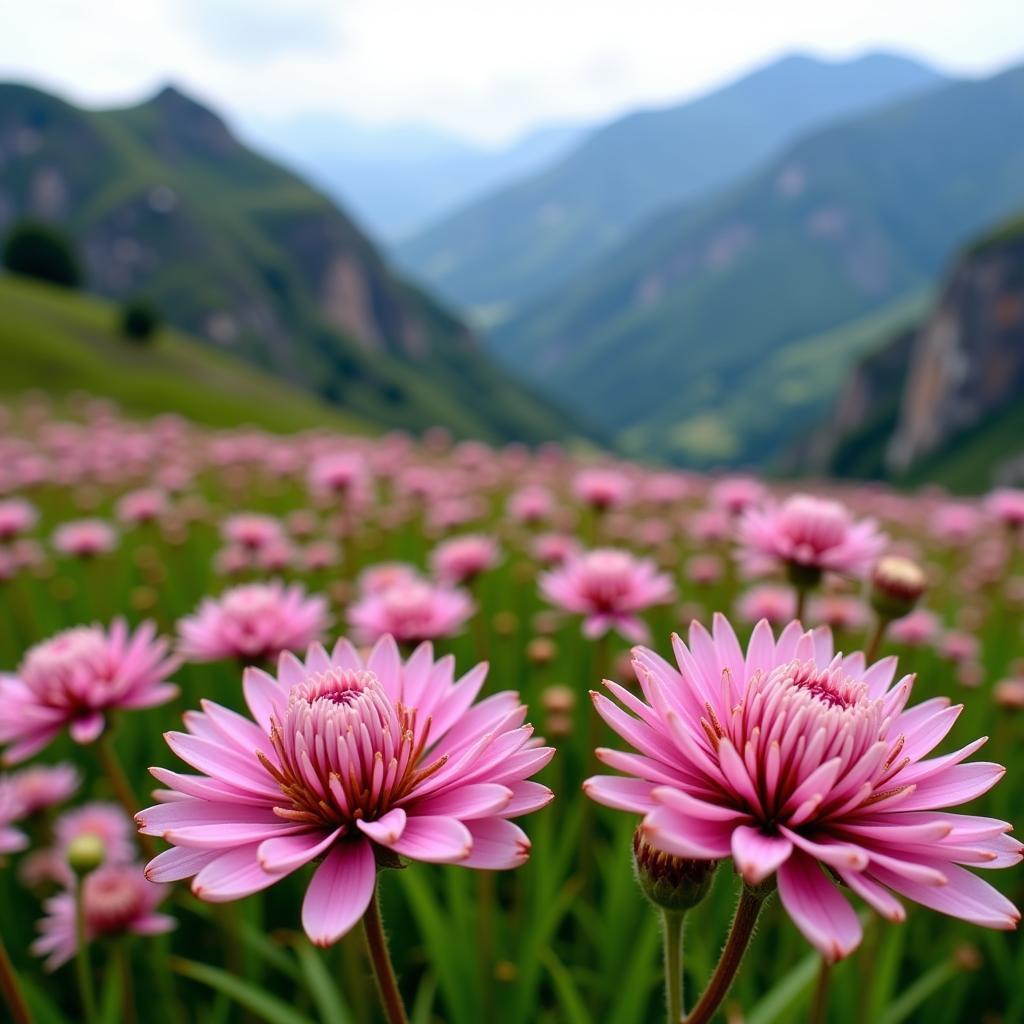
<box><xmin>292</xmin><ymin>942</ymin><xmax>353</xmax><ymax>1024</ymax></box>
<box><xmin>410</xmin><ymin>973</ymin><xmax>438</xmax><ymax>1024</ymax></box>
<box><xmin>878</xmin><ymin>959</ymin><xmax>959</xmax><ymax>1024</ymax></box>
<box><xmin>170</xmin><ymin>956</ymin><xmax>316</xmax><ymax>1024</ymax></box>
<box><xmin>540</xmin><ymin>948</ymin><xmax>593</xmax><ymax>1024</ymax></box>
<box><xmin>746</xmin><ymin>951</ymin><xmax>819</xmax><ymax>1024</ymax></box>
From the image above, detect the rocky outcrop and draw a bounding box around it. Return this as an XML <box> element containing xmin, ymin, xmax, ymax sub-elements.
<box><xmin>887</xmin><ymin>224</ymin><xmax>1024</xmax><ymax>471</ymax></box>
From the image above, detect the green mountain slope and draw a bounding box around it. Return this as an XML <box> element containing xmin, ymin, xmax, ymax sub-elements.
<box><xmin>0</xmin><ymin>275</ymin><xmax>364</xmax><ymax>432</ymax></box>
<box><xmin>491</xmin><ymin>63</ymin><xmax>1024</xmax><ymax>467</ymax></box>
<box><xmin>0</xmin><ymin>82</ymin><xmax>585</xmax><ymax>446</ymax></box>
<box><xmin>396</xmin><ymin>53</ymin><xmax>944</xmax><ymax>316</ymax></box>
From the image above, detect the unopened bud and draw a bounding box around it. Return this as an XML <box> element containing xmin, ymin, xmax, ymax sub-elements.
<box><xmin>633</xmin><ymin>827</ymin><xmax>717</xmax><ymax>912</ymax></box>
<box><xmin>870</xmin><ymin>556</ymin><xmax>927</xmax><ymax>621</ymax></box>
<box><xmin>67</xmin><ymin>833</ymin><xmax>105</xmax><ymax>876</ymax></box>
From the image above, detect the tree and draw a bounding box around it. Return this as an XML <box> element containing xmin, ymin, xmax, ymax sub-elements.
<box><xmin>2</xmin><ymin>220</ymin><xmax>82</xmax><ymax>287</ymax></box>
<box><xmin>119</xmin><ymin>298</ymin><xmax>163</xmax><ymax>344</ymax></box>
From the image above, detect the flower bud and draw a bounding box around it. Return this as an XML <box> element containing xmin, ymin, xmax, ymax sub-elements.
<box><xmin>870</xmin><ymin>556</ymin><xmax>927</xmax><ymax>621</ymax></box>
<box><xmin>633</xmin><ymin>827</ymin><xmax>717</xmax><ymax>912</ymax></box>
<box><xmin>67</xmin><ymin>833</ymin><xmax>106</xmax><ymax>876</ymax></box>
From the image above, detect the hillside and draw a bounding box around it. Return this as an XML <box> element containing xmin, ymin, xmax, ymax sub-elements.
<box><xmin>490</xmin><ymin>63</ymin><xmax>1024</xmax><ymax>468</ymax></box>
<box><xmin>0</xmin><ymin>275</ymin><xmax>368</xmax><ymax>431</ymax></box>
<box><xmin>0</xmin><ymin>82</ymin><xmax>585</xmax><ymax>446</ymax></box>
<box><xmin>807</xmin><ymin>213</ymin><xmax>1024</xmax><ymax>491</ymax></box>
<box><xmin>397</xmin><ymin>52</ymin><xmax>944</xmax><ymax>317</ymax></box>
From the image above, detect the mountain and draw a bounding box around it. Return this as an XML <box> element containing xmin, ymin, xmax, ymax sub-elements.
<box><xmin>806</xmin><ymin>214</ymin><xmax>1024</xmax><ymax>490</ymax></box>
<box><xmin>241</xmin><ymin>113</ymin><xmax>588</xmax><ymax>242</ymax></box>
<box><xmin>0</xmin><ymin>82</ymin><xmax>586</xmax><ymax>445</ymax></box>
<box><xmin>396</xmin><ymin>52</ymin><xmax>946</xmax><ymax>317</ymax></box>
<box><xmin>0</xmin><ymin>274</ymin><xmax>368</xmax><ymax>432</ymax></box>
<box><xmin>488</xmin><ymin>62</ymin><xmax>1024</xmax><ymax>468</ymax></box>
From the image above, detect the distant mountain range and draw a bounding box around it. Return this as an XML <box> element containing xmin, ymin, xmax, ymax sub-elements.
<box><xmin>241</xmin><ymin>113</ymin><xmax>589</xmax><ymax>242</ymax></box>
<box><xmin>801</xmin><ymin>213</ymin><xmax>1024</xmax><ymax>491</ymax></box>
<box><xmin>484</xmin><ymin>61</ymin><xmax>1024</xmax><ymax>468</ymax></box>
<box><xmin>0</xmin><ymin>82</ymin><xmax>587</xmax><ymax>445</ymax></box>
<box><xmin>396</xmin><ymin>52</ymin><xmax>947</xmax><ymax>319</ymax></box>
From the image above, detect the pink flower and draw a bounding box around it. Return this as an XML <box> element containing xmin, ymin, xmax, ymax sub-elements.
<box><xmin>116</xmin><ymin>488</ymin><xmax>169</xmax><ymax>525</ymax></box>
<box><xmin>348</xmin><ymin>579</ymin><xmax>474</xmax><ymax>645</ymax></box>
<box><xmin>572</xmin><ymin>468</ymin><xmax>630</xmax><ymax>510</ymax></box>
<box><xmin>0</xmin><ymin>783</ymin><xmax>27</xmax><ymax>854</ymax></box>
<box><xmin>735</xmin><ymin>584</ymin><xmax>797</xmax><ymax>626</ymax></box>
<box><xmin>178</xmin><ymin>582</ymin><xmax>330</xmax><ymax>664</ymax></box>
<box><xmin>507</xmin><ymin>485</ymin><xmax>554</xmax><ymax>524</ymax></box>
<box><xmin>221</xmin><ymin>514</ymin><xmax>286</xmax><ymax>553</ymax></box>
<box><xmin>710</xmin><ymin>476</ymin><xmax>766</xmax><ymax>516</ymax></box>
<box><xmin>889</xmin><ymin>609</ymin><xmax>941</xmax><ymax>647</ymax></box>
<box><xmin>738</xmin><ymin>494</ymin><xmax>886</xmax><ymax>579</ymax></box>
<box><xmin>4</xmin><ymin>763</ymin><xmax>80</xmax><ymax>814</ymax></box>
<box><xmin>357</xmin><ymin>563</ymin><xmax>421</xmax><ymax>596</ymax></box>
<box><xmin>986</xmin><ymin>488</ymin><xmax>1024</xmax><ymax>530</ymax></box>
<box><xmin>0</xmin><ymin>498</ymin><xmax>38</xmax><ymax>541</ymax></box>
<box><xmin>55</xmin><ymin>803</ymin><xmax>137</xmax><ymax>865</ymax></box>
<box><xmin>808</xmin><ymin>594</ymin><xmax>870</xmax><ymax>632</ymax></box>
<box><xmin>431</xmin><ymin>534</ymin><xmax>500</xmax><ymax>585</ymax></box>
<box><xmin>540</xmin><ymin>548</ymin><xmax>674</xmax><ymax>643</ymax></box>
<box><xmin>532</xmin><ymin>533</ymin><xmax>581</xmax><ymax>566</ymax></box>
<box><xmin>138</xmin><ymin>637</ymin><xmax>553</xmax><ymax>946</ymax></box>
<box><xmin>307</xmin><ymin>451</ymin><xmax>370</xmax><ymax>501</ymax></box>
<box><xmin>0</xmin><ymin>621</ymin><xmax>179</xmax><ymax>762</ymax></box>
<box><xmin>52</xmin><ymin>519</ymin><xmax>118</xmax><ymax>558</ymax></box>
<box><xmin>32</xmin><ymin>863</ymin><xmax>174</xmax><ymax>970</ymax></box>
<box><xmin>585</xmin><ymin>615</ymin><xmax>1020</xmax><ymax>961</ymax></box>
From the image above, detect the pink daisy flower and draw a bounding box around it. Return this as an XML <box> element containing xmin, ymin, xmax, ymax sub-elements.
<box><xmin>116</xmin><ymin>488</ymin><xmax>169</xmax><ymax>526</ymax></box>
<box><xmin>0</xmin><ymin>621</ymin><xmax>179</xmax><ymax>762</ymax></box>
<box><xmin>986</xmin><ymin>488</ymin><xmax>1024</xmax><ymax>530</ymax></box>
<box><xmin>0</xmin><ymin>497</ymin><xmax>38</xmax><ymax>541</ymax></box>
<box><xmin>221</xmin><ymin>514</ymin><xmax>286</xmax><ymax>553</ymax></box>
<box><xmin>572</xmin><ymin>468</ymin><xmax>630</xmax><ymax>510</ymax></box>
<box><xmin>357</xmin><ymin>563</ymin><xmax>422</xmax><ymax>596</ymax></box>
<box><xmin>735</xmin><ymin>584</ymin><xmax>797</xmax><ymax>626</ymax></box>
<box><xmin>348</xmin><ymin>579</ymin><xmax>474</xmax><ymax>646</ymax></box>
<box><xmin>540</xmin><ymin>548</ymin><xmax>674</xmax><ymax>643</ymax></box>
<box><xmin>4</xmin><ymin>763</ymin><xmax>80</xmax><ymax>814</ymax></box>
<box><xmin>889</xmin><ymin>609</ymin><xmax>941</xmax><ymax>647</ymax></box>
<box><xmin>178</xmin><ymin>582</ymin><xmax>330</xmax><ymax>664</ymax></box>
<box><xmin>0</xmin><ymin>783</ymin><xmax>28</xmax><ymax>854</ymax></box>
<box><xmin>52</xmin><ymin>519</ymin><xmax>118</xmax><ymax>558</ymax></box>
<box><xmin>138</xmin><ymin>637</ymin><xmax>553</xmax><ymax>946</ymax></box>
<box><xmin>585</xmin><ymin>615</ymin><xmax>1020</xmax><ymax>961</ymax></box>
<box><xmin>738</xmin><ymin>493</ymin><xmax>886</xmax><ymax>580</ymax></box>
<box><xmin>32</xmin><ymin>863</ymin><xmax>174</xmax><ymax>970</ymax></box>
<box><xmin>431</xmin><ymin>534</ymin><xmax>501</xmax><ymax>586</ymax></box>
<box><xmin>55</xmin><ymin>802</ymin><xmax>137</xmax><ymax>865</ymax></box>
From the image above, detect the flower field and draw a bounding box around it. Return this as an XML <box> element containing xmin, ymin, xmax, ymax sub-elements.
<box><xmin>0</xmin><ymin>396</ymin><xmax>1021</xmax><ymax>1024</ymax></box>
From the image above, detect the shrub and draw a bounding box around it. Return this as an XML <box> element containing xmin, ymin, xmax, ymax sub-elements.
<box><xmin>120</xmin><ymin>298</ymin><xmax>163</xmax><ymax>344</ymax></box>
<box><xmin>2</xmin><ymin>220</ymin><xmax>82</xmax><ymax>287</ymax></box>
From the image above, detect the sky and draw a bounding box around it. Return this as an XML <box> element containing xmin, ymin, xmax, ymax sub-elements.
<box><xmin>2</xmin><ymin>0</ymin><xmax>1023</xmax><ymax>146</ymax></box>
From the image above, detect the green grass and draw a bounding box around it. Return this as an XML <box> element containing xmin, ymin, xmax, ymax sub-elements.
<box><xmin>0</xmin><ymin>275</ymin><xmax>367</xmax><ymax>433</ymax></box>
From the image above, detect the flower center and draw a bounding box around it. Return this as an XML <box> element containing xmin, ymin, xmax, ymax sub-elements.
<box><xmin>83</xmin><ymin>868</ymin><xmax>147</xmax><ymax>933</ymax></box>
<box><xmin>778</xmin><ymin>496</ymin><xmax>849</xmax><ymax>553</ymax></box>
<box><xmin>260</xmin><ymin>667</ymin><xmax>446</xmax><ymax>830</ymax></box>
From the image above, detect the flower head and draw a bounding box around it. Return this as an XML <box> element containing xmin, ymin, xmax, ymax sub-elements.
<box><xmin>348</xmin><ymin>579</ymin><xmax>473</xmax><ymax>645</ymax></box>
<box><xmin>139</xmin><ymin>637</ymin><xmax>553</xmax><ymax>946</ymax></box>
<box><xmin>0</xmin><ymin>621</ymin><xmax>178</xmax><ymax>762</ymax></box>
<box><xmin>738</xmin><ymin>494</ymin><xmax>886</xmax><ymax>580</ymax></box>
<box><xmin>585</xmin><ymin>615</ymin><xmax>1020</xmax><ymax>961</ymax></box>
<box><xmin>431</xmin><ymin>534</ymin><xmax>500</xmax><ymax>586</ymax></box>
<box><xmin>0</xmin><ymin>782</ymin><xmax>28</xmax><ymax>854</ymax></box>
<box><xmin>540</xmin><ymin>548</ymin><xmax>674</xmax><ymax>642</ymax></box>
<box><xmin>0</xmin><ymin>498</ymin><xmax>38</xmax><ymax>541</ymax></box>
<box><xmin>178</xmin><ymin>582</ymin><xmax>330</xmax><ymax>664</ymax></box>
<box><xmin>32</xmin><ymin>863</ymin><xmax>174</xmax><ymax>970</ymax></box>
<box><xmin>4</xmin><ymin>763</ymin><xmax>80</xmax><ymax>814</ymax></box>
<box><xmin>52</xmin><ymin>519</ymin><xmax>118</xmax><ymax>558</ymax></box>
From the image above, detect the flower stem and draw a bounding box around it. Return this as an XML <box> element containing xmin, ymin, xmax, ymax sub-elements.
<box><xmin>682</xmin><ymin>885</ymin><xmax>768</xmax><ymax>1024</ymax></box>
<box><xmin>362</xmin><ymin>882</ymin><xmax>408</xmax><ymax>1024</ymax></box>
<box><xmin>809</xmin><ymin>958</ymin><xmax>832</xmax><ymax>1024</ymax></box>
<box><xmin>74</xmin><ymin>880</ymin><xmax>98</xmax><ymax>1024</ymax></box>
<box><xmin>97</xmin><ymin>732</ymin><xmax>156</xmax><ymax>859</ymax></box>
<box><xmin>0</xmin><ymin>928</ymin><xmax>32</xmax><ymax>1024</ymax></box>
<box><xmin>864</xmin><ymin>615</ymin><xmax>890</xmax><ymax>664</ymax></box>
<box><xmin>662</xmin><ymin>909</ymin><xmax>685</xmax><ymax>1024</ymax></box>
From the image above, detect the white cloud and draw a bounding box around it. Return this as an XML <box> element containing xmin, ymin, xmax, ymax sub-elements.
<box><xmin>1</xmin><ymin>0</ymin><xmax>1021</xmax><ymax>143</ymax></box>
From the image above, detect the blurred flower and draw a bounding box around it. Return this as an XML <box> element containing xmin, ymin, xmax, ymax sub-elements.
<box><xmin>986</xmin><ymin>488</ymin><xmax>1024</xmax><ymax>530</ymax></box>
<box><xmin>572</xmin><ymin>468</ymin><xmax>630</xmax><ymax>510</ymax></box>
<box><xmin>139</xmin><ymin>637</ymin><xmax>553</xmax><ymax>946</ymax></box>
<box><xmin>0</xmin><ymin>497</ymin><xmax>38</xmax><ymax>541</ymax></box>
<box><xmin>541</xmin><ymin>548</ymin><xmax>674</xmax><ymax>642</ymax></box>
<box><xmin>348</xmin><ymin>578</ymin><xmax>473</xmax><ymax>645</ymax></box>
<box><xmin>221</xmin><ymin>513</ymin><xmax>286</xmax><ymax>553</ymax></box>
<box><xmin>710</xmin><ymin>476</ymin><xmax>765</xmax><ymax>516</ymax></box>
<box><xmin>55</xmin><ymin>803</ymin><xmax>136</xmax><ymax>865</ymax></box>
<box><xmin>52</xmin><ymin>519</ymin><xmax>118</xmax><ymax>558</ymax></box>
<box><xmin>32</xmin><ymin>863</ymin><xmax>174</xmax><ymax>970</ymax></box>
<box><xmin>0</xmin><ymin>621</ymin><xmax>178</xmax><ymax>762</ymax></box>
<box><xmin>809</xmin><ymin>594</ymin><xmax>870</xmax><ymax>632</ymax></box>
<box><xmin>735</xmin><ymin>584</ymin><xmax>797</xmax><ymax>626</ymax></box>
<box><xmin>585</xmin><ymin>615</ymin><xmax>1020</xmax><ymax>961</ymax></box>
<box><xmin>116</xmin><ymin>488</ymin><xmax>169</xmax><ymax>526</ymax></box>
<box><xmin>178</xmin><ymin>582</ymin><xmax>330</xmax><ymax>664</ymax></box>
<box><xmin>357</xmin><ymin>562</ymin><xmax>421</xmax><ymax>596</ymax></box>
<box><xmin>3</xmin><ymin>763</ymin><xmax>79</xmax><ymax>814</ymax></box>
<box><xmin>431</xmin><ymin>534</ymin><xmax>500</xmax><ymax>586</ymax></box>
<box><xmin>738</xmin><ymin>494</ymin><xmax>886</xmax><ymax>580</ymax></box>
<box><xmin>0</xmin><ymin>783</ymin><xmax>28</xmax><ymax>854</ymax></box>
<box><xmin>889</xmin><ymin>609</ymin><xmax>941</xmax><ymax>647</ymax></box>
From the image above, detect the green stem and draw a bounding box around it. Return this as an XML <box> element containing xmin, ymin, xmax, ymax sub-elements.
<box><xmin>683</xmin><ymin>886</ymin><xmax>768</xmax><ymax>1024</ymax></box>
<box><xmin>97</xmin><ymin>732</ymin><xmax>156</xmax><ymax>859</ymax></box>
<box><xmin>794</xmin><ymin>586</ymin><xmax>807</xmax><ymax>624</ymax></box>
<box><xmin>117</xmin><ymin>941</ymin><xmax>137</xmax><ymax>1024</ymax></box>
<box><xmin>0</xmin><ymin>928</ymin><xmax>32</xmax><ymax>1024</ymax></box>
<box><xmin>74</xmin><ymin>880</ymin><xmax>98</xmax><ymax>1024</ymax></box>
<box><xmin>362</xmin><ymin>882</ymin><xmax>408</xmax><ymax>1024</ymax></box>
<box><xmin>662</xmin><ymin>909</ymin><xmax>685</xmax><ymax>1024</ymax></box>
<box><xmin>809</xmin><ymin>958</ymin><xmax>832</xmax><ymax>1024</ymax></box>
<box><xmin>864</xmin><ymin>615</ymin><xmax>890</xmax><ymax>664</ymax></box>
